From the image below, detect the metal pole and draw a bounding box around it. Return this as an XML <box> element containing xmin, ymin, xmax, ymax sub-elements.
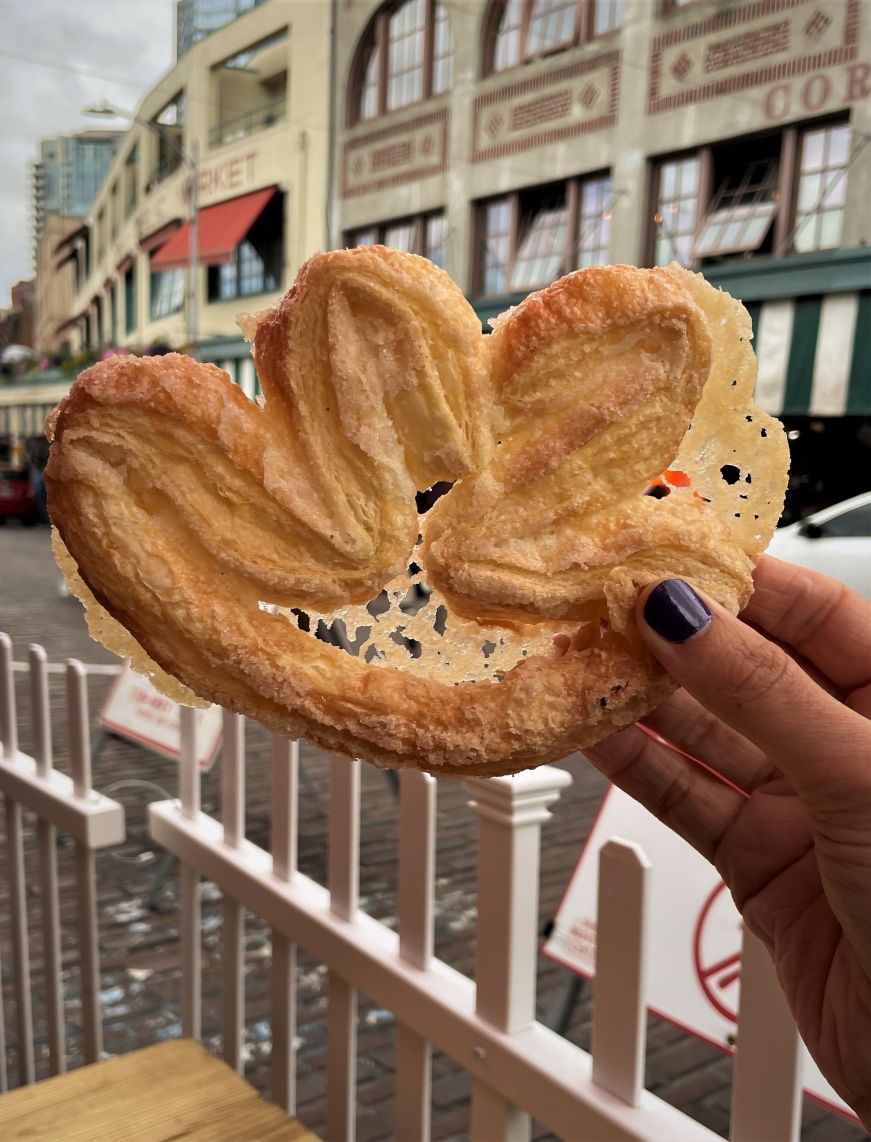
<box><xmin>187</xmin><ymin>140</ymin><xmax>199</xmax><ymax>360</ymax></box>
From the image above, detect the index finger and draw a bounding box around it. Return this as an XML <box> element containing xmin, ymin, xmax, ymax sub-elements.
<box><xmin>742</xmin><ymin>555</ymin><xmax>871</xmax><ymax>693</ymax></box>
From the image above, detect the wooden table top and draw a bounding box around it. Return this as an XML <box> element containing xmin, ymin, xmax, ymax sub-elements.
<box><xmin>0</xmin><ymin>1038</ymin><xmax>321</xmax><ymax>1141</ymax></box>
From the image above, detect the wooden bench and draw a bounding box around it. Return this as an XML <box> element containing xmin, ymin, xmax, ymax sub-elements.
<box><xmin>0</xmin><ymin>1038</ymin><xmax>321</xmax><ymax>1141</ymax></box>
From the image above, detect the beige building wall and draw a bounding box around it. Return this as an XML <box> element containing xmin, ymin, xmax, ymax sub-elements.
<box><xmin>334</xmin><ymin>0</ymin><xmax>871</xmax><ymax>292</ymax></box>
<box><xmin>34</xmin><ymin>215</ymin><xmax>81</xmax><ymax>354</ymax></box>
<box><xmin>70</xmin><ymin>0</ymin><xmax>330</xmax><ymax>355</ymax></box>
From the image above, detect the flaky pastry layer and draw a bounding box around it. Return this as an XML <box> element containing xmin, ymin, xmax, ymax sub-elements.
<box><xmin>45</xmin><ymin>250</ymin><xmax>788</xmax><ymax>776</ymax></box>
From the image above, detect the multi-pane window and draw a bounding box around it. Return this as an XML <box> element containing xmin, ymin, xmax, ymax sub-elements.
<box><xmin>387</xmin><ymin>0</ymin><xmax>426</xmax><ymax>111</ymax></box>
<box><xmin>383</xmin><ymin>220</ymin><xmax>417</xmax><ymax>251</ymax></box>
<box><xmin>209</xmin><ymin>240</ymin><xmax>280</xmax><ymax>301</ymax></box>
<box><xmin>424</xmin><ymin>213</ymin><xmax>448</xmax><ymax>269</ymax></box>
<box><xmin>693</xmin><ymin>159</ymin><xmax>778</xmax><ymax>259</ymax></box>
<box><xmin>490</xmin><ymin>0</ymin><xmax>622</xmax><ymax>73</ymax></box>
<box><xmin>650</xmin><ymin>123</ymin><xmax>850</xmax><ymax>267</ymax></box>
<box><xmin>577</xmin><ymin>175</ymin><xmax>612</xmax><ymax>267</ymax></box>
<box><xmin>526</xmin><ymin>0</ymin><xmax>577</xmax><ymax>55</ymax></box>
<box><xmin>794</xmin><ymin>124</ymin><xmax>850</xmax><ymax>253</ymax></box>
<box><xmin>351</xmin><ymin>0</ymin><xmax>453</xmax><ymax>123</ymax></box>
<box><xmin>124</xmin><ymin>146</ymin><xmax>138</xmax><ymax>217</ymax></box>
<box><xmin>432</xmin><ymin>1</ymin><xmax>453</xmax><ymax>95</ymax></box>
<box><xmin>593</xmin><ymin>0</ymin><xmax>623</xmax><ymax>35</ymax></box>
<box><xmin>651</xmin><ymin>156</ymin><xmax>701</xmax><ymax>267</ymax></box>
<box><xmin>511</xmin><ymin>195</ymin><xmax>568</xmax><ymax>291</ymax></box>
<box><xmin>150</xmin><ymin>268</ymin><xmax>185</xmax><ymax>320</ymax></box>
<box><xmin>481</xmin><ymin>199</ymin><xmax>513</xmax><ymax>295</ymax></box>
<box><xmin>478</xmin><ymin>174</ymin><xmax>613</xmax><ymax>296</ymax></box>
<box><xmin>124</xmin><ymin>266</ymin><xmax>136</xmax><ymax>334</ymax></box>
<box><xmin>493</xmin><ymin>0</ymin><xmax>523</xmax><ymax>70</ymax></box>
<box><xmin>207</xmin><ymin>194</ymin><xmax>283</xmax><ymax>301</ymax></box>
<box><xmin>359</xmin><ymin>46</ymin><xmax>381</xmax><ymax>121</ymax></box>
<box><xmin>345</xmin><ymin>211</ymin><xmax>448</xmax><ymax>270</ymax></box>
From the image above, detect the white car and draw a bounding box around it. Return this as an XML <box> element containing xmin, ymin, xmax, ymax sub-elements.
<box><xmin>765</xmin><ymin>491</ymin><xmax>871</xmax><ymax>602</ymax></box>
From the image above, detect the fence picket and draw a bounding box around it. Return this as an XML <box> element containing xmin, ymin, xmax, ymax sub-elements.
<box><xmin>396</xmin><ymin>769</ymin><xmax>436</xmax><ymax>1141</ymax></box>
<box><xmin>327</xmin><ymin>757</ymin><xmax>360</xmax><ymax>1141</ymax></box>
<box><xmin>591</xmin><ymin>839</ymin><xmax>650</xmax><ymax>1106</ymax></box>
<box><xmin>730</xmin><ymin>925</ymin><xmax>802</xmax><ymax>1142</ymax></box>
<box><xmin>270</xmin><ymin>736</ymin><xmax>299</xmax><ymax>1112</ymax></box>
<box><xmin>222</xmin><ymin>712</ymin><xmax>246</xmax><ymax>1073</ymax></box>
<box><xmin>179</xmin><ymin>705</ymin><xmax>201</xmax><ymax>1041</ymax></box>
<box><xmin>67</xmin><ymin>660</ymin><xmax>102</xmax><ymax>1063</ymax></box>
<box><xmin>6</xmin><ymin>797</ymin><xmax>34</xmax><ymax>1084</ymax></box>
<box><xmin>467</xmin><ymin>766</ymin><xmax>572</xmax><ymax>1140</ymax></box>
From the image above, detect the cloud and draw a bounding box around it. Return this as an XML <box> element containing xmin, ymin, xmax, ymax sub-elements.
<box><xmin>0</xmin><ymin>0</ymin><xmax>175</xmax><ymax>306</ymax></box>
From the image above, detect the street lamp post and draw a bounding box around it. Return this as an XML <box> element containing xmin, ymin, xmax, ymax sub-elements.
<box><xmin>85</xmin><ymin>102</ymin><xmax>199</xmax><ymax>359</ymax></box>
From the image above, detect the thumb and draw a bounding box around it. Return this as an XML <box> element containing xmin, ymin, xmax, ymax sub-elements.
<box><xmin>636</xmin><ymin>579</ymin><xmax>871</xmax><ymax>810</ymax></box>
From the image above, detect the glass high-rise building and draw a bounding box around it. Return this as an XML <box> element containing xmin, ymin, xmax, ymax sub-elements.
<box><xmin>31</xmin><ymin>131</ymin><xmax>122</xmax><ymax>261</ymax></box>
<box><xmin>175</xmin><ymin>0</ymin><xmax>268</xmax><ymax>57</ymax></box>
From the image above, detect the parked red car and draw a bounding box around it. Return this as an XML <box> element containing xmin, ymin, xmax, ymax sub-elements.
<box><xmin>0</xmin><ymin>466</ymin><xmax>39</xmax><ymax>525</ymax></box>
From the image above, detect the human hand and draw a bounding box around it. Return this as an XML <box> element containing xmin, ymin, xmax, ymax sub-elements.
<box><xmin>585</xmin><ymin>555</ymin><xmax>871</xmax><ymax>1128</ymax></box>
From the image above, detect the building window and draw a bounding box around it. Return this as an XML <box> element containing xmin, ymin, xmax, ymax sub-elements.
<box><xmin>207</xmin><ymin>195</ymin><xmax>283</xmax><ymax>302</ymax></box>
<box><xmin>651</xmin><ymin>155</ymin><xmax>702</xmax><ymax>267</ymax></box>
<box><xmin>210</xmin><ymin>30</ymin><xmax>289</xmax><ymax>147</ymax></box>
<box><xmin>476</xmin><ymin>174</ymin><xmax>613</xmax><ymax>296</ymax></box>
<box><xmin>351</xmin><ymin>0</ymin><xmax>453</xmax><ymax>124</ymax></box>
<box><xmin>794</xmin><ymin>123</ymin><xmax>850</xmax><ymax>253</ymax></box>
<box><xmin>648</xmin><ymin>122</ymin><xmax>851</xmax><ymax>268</ymax></box>
<box><xmin>150</xmin><ymin>268</ymin><xmax>185</xmax><ymax>320</ymax></box>
<box><xmin>488</xmin><ymin>0</ymin><xmax>621</xmax><ymax>74</ymax></box>
<box><xmin>109</xmin><ymin>284</ymin><xmax>117</xmax><ymax>343</ymax></box>
<box><xmin>124</xmin><ymin>145</ymin><xmax>138</xmax><ymax>217</ymax></box>
<box><xmin>150</xmin><ymin>92</ymin><xmax>185</xmax><ymax>187</ymax></box>
<box><xmin>345</xmin><ymin>210</ymin><xmax>448</xmax><ymax>270</ymax></box>
<box><xmin>124</xmin><ymin>266</ymin><xmax>136</xmax><ymax>334</ymax></box>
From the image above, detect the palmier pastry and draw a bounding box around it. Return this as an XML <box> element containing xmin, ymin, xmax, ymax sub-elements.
<box><xmin>45</xmin><ymin>250</ymin><xmax>788</xmax><ymax>776</ymax></box>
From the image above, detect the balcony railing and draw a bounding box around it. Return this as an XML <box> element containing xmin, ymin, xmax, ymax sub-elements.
<box><xmin>209</xmin><ymin>96</ymin><xmax>286</xmax><ymax>148</ymax></box>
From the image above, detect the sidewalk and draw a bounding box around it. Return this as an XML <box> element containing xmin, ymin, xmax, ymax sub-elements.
<box><xmin>0</xmin><ymin>526</ymin><xmax>861</xmax><ymax>1141</ymax></box>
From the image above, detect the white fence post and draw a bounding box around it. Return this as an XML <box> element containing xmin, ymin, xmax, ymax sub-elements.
<box><xmin>730</xmin><ymin>924</ymin><xmax>802</xmax><ymax>1142</ymax></box>
<box><xmin>67</xmin><ymin>660</ymin><xmax>101</xmax><ymax>1064</ymax></box>
<box><xmin>466</xmin><ymin>765</ymin><xmax>573</xmax><ymax>1141</ymax></box>
<box><xmin>270</xmin><ymin>735</ymin><xmax>299</xmax><ymax>1113</ymax></box>
<box><xmin>591</xmin><ymin>838</ymin><xmax>651</xmax><ymax>1106</ymax></box>
<box><xmin>30</xmin><ymin>646</ymin><xmax>65</xmax><ymax>1076</ymax></box>
<box><xmin>222</xmin><ymin>711</ymin><xmax>246</xmax><ymax>1073</ymax></box>
<box><xmin>179</xmin><ymin>705</ymin><xmax>201</xmax><ymax>1041</ymax></box>
<box><xmin>327</xmin><ymin>756</ymin><xmax>360</xmax><ymax>1142</ymax></box>
<box><xmin>396</xmin><ymin>769</ymin><xmax>437</xmax><ymax>1142</ymax></box>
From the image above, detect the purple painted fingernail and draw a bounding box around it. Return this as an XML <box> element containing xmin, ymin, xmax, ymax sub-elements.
<box><xmin>643</xmin><ymin>580</ymin><xmax>712</xmax><ymax>644</ymax></box>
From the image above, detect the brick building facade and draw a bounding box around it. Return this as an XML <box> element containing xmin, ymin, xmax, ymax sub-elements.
<box><xmin>333</xmin><ymin>0</ymin><xmax>871</xmax><ymax>518</ymax></box>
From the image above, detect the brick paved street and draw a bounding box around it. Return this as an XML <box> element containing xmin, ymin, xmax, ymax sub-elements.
<box><xmin>0</xmin><ymin>525</ymin><xmax>865</xmax><ymax>1140</ymax></box>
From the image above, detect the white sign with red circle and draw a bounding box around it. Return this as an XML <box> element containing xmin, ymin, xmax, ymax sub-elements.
<box><xmin>100</xmin><ymin>663</ymin><xmax>222</xmax><ymax>772</ymax></box>
<box><xmin>543</xmin><ymin>785</ymin><xmax>855</xmax><ymax>1121</ymax></box>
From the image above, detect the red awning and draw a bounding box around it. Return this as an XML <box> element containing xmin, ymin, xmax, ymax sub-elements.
<box><xmin>151</xmin><ymin>187</ymin><xmax>276</xmax><ymax>271</ymax></box>
<box><xmin>140</xmin><ymin>219</ymin><xmax>182</xmax><ymax>253</ymax></box>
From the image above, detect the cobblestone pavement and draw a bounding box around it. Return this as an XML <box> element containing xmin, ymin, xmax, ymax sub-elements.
<box><xmin>0</xmin><ymin>525</ymin><xmax>865</xmax><ymax>1141</ymax></box>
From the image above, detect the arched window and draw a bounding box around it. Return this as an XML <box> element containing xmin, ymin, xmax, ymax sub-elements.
<box><xmin>487</xmin><ymin>0</ymin><xmax>622</xmax><ymax>75</ymax></box>
<box><xmin>351</xmin><ymin>0</ymin><xmax>454</xmax><ymax>124</ymax></box>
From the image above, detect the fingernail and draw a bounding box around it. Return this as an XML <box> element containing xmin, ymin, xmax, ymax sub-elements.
<box><xmin>643</xmin><ymin>580</ymin><xmax>712</xmax><ymax>644</ymax></box>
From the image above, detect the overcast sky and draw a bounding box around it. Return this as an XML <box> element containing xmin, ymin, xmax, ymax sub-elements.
<box><xmin>0</xmin><ymin>0</ymin><xmax>176</xmax><ymax>307</ymax></box>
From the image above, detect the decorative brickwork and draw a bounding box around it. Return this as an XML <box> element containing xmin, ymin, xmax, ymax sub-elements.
<box><xmin>472</xmin><ymin>51</ymin><xmax>619</xmax><ymax>165</ymax></box>
<box><xmin>704</xmin><ymin>21</ymin><xmax>790</xmax><ymax>73</ymax></box>
<box><xmin>342</xmin><ymin>107</ymin><xmax>449</xmax><ymax>198</ymax></box>
<box><xmin>648</xmin><ymin>0</ymin><xmax>860</xmax><ymax>115</ymax></box>
<box><xmin>510</xmin><ymin>89</ymin><xmax>572</xmax><ymax>132</ymax></box>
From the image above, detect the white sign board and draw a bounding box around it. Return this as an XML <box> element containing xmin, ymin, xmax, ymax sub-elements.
<box><xmin>100</xmin><ymin>663</ymin><xmax>222</xmax><ymax>773</ymax></box>
<box><xmin>543</xmin><ymin>786</ymin><xmax>856</xmax><ymax>1122</ymax></box>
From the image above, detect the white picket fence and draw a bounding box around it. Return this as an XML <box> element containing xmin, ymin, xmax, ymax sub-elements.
<box><xmin>0</xmin><ymin>632</ymin><xmax>808</xmax><ymax>1140</ymax></box>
